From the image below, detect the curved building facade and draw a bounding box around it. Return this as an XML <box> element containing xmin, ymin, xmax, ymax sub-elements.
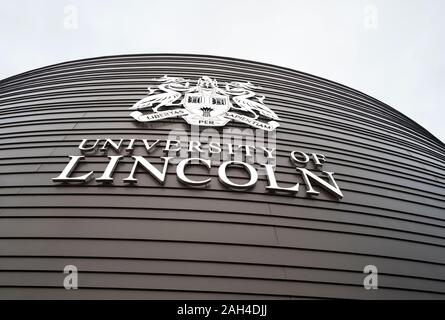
<box><xmin>0</xmin><ymin>54</ymin><xmax>444</xmax><ymax>299</ymax></box>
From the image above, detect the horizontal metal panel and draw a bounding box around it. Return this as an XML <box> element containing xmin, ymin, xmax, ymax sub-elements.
<box><xmin>0</xmin><ymin>54</ymin><xmax>444</xmax><ymax>299</ymax></box>
<box><xmin>0</xmin><ymin>272</ymin><xmax>443</xmax><ymax>299</ymax></box>
<box><xmin>1</xmin><ymin>239</ymin><xmax>445</xmax><ymax>287</ymax></box>
<box><xmin>0</xmin><ymin>288</ymin><xmax>284</xmax><ymax>300</ymax></box>
<box><xmin>1</xmin><ymin>206</ymin><xmax>444</xmax><ymax>243</ymax></box>
<box><xmin>1</xmin><ymin>257</ymin><xmax>443</xmax><ymax>295</ymax></box>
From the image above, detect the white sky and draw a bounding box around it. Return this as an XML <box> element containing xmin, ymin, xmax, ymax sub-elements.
<box><xmin>1</xmin><ymin>0</ymin><xmax>444</xmax><ymax>142</ymax></box>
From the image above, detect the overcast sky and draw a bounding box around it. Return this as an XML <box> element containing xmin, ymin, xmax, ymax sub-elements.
<box><xmin>1</xmin><ymin>0</ymin><xmax>444</xmax><ymax>142</ymax></box>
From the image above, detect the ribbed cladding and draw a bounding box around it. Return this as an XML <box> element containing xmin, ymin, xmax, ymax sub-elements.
<box><xmin>0</xmin><ymin>54</ymin><xmax>444</xmax><ymax>299</ymax></box>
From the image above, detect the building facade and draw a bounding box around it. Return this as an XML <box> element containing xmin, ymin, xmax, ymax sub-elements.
<box><xmin>0</xmin><ymin>54</ymin><xmax>444</xmax><ymax>299</ymax></box>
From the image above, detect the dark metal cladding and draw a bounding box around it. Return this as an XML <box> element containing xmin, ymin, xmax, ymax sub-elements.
<box><xmin>0</xmin><ymin>54</ymin><xmax>444</xmax><ymax>299</ymax></box>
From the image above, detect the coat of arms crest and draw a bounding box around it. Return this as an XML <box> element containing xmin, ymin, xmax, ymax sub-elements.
<box><xmin>130</xmin><ymin>75</ymin><xmax>280</xmax><ymax>131</ymax></box>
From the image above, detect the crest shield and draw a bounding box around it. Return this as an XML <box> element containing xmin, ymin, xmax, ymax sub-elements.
<box><xmin>182</xmin><ymin>89</ymin><xmax>231</xmax><ymax>126</ymax></box>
